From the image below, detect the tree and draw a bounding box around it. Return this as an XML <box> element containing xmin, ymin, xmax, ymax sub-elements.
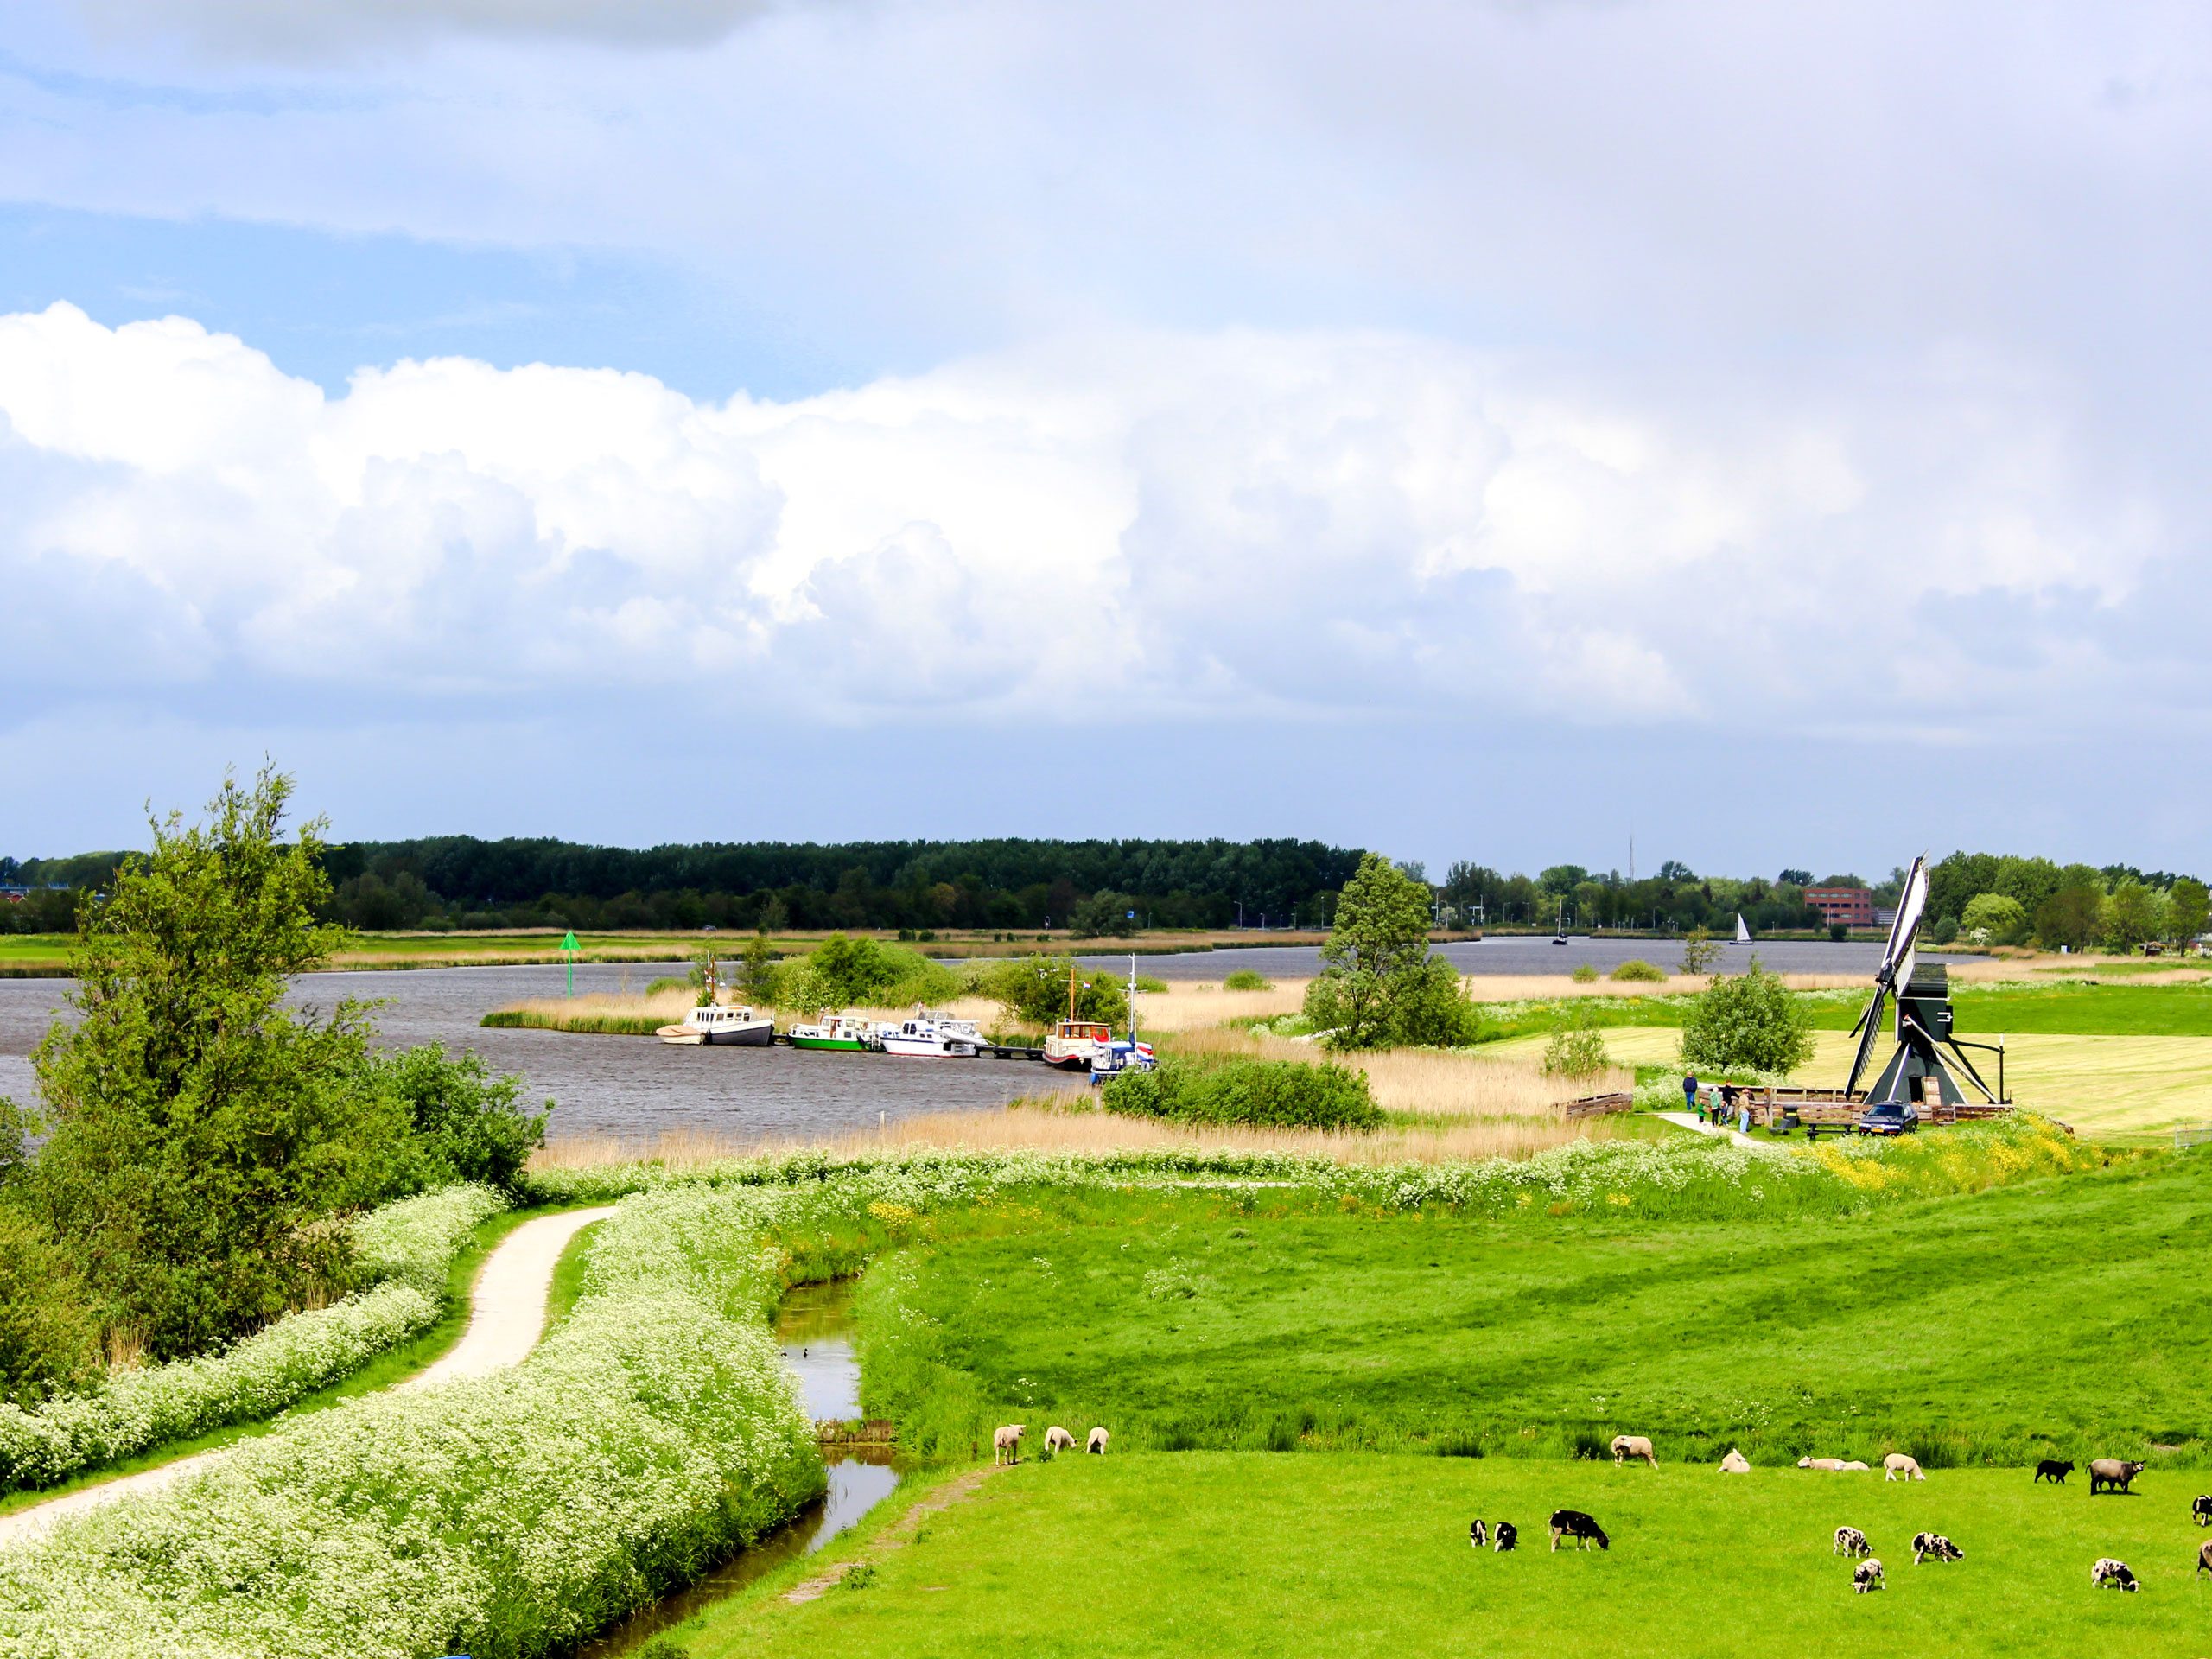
<box><xmin>1303</xmin><ymin>854</ymin><xmax>1469</xmax><ymax>1048</ymax></box>
<box><xmin>371</xmin><ymin>1046</ymin><xmax>548</xmax><ymax>1195</ymax></box>
<box><xmin>2103</xmin><ymin>880</ymin><xmax>2163</xmax><ymax>951</ymax></box>
<box><xmin>975</xmin><ymin>956</ymin><xmax>1129</xmax><ymax>1029</ymax></box>
<box><xmin>2165</xmin><ymin>877</ymin><xmax>2209</xmax><ymax>946</ymax></box>
<box><xmin>1677</xmin><ymin>957</ymin><xmax>1815</xmax><ymax>1077</ymax></box>
<box><xmin>1960</xmin><ymin>893</ymin><xmax>2028</xmax><ymax>947</ymax></box>
<box><xmin>25</xmin><ymin>766</ymin><xmax>407</xmax><ymax>1360</ymax></box>
<box><xmin>1678</xmin><ymin>925</ymin><xmax>1719</xmax><ymax>976</ymax></box>
<box><xmin>2033</xmin><ymin>867</ymin><xmax>2105</xmax><ymax>950</ymax></box>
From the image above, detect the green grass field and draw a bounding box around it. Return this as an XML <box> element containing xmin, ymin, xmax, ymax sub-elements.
<box><xmin>683</xmin><ymin>1454</ymin><xmax>2212</xmax><ymax>1659</ymax></box>
<box><xmin>860</xmin><ymin>1158</ymin><xmax>2212</xmax><ymax>1468</ymax></box>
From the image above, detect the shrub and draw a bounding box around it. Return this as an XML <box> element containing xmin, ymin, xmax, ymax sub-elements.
<box><xmin>1223</xmin><ymin>969</ymin><xmax>1274</xmax><ymax>991</ymax></box>
<box><xmin>1570</xmin><ymin>963</ymin><xmax>1599</xmax><ymax>983</ymax></box>
<box><xmin>1541</xmin><ymin>1009</ymin><xmax>1610</xmax><ymax>1081</ymax></box>
<box><xmin>971</xmin><ymin>956</ymin><xmax>1130</xmax><ymax>1029</ymax></box>
<box><xmin>0</xmin><ymin>1208</ymin><xmax>97</xmax><ymax>1403</ymax></box>
<box><xmin>1678</xmin><ymin>956</ymin><xmax>1814</xmax><ymax>1077</ymax></box>
<box><xmin>372</xmin><ymin>1046</ymin><xmax>549</xmax><ymax>1196</ymax></box>
<box><xmin>1103</xmin><ymin>1058</ymin><xmax>1382</xmax><ymax>1131</ymax></box>
<box><xmin>1608</xmin><ymin>959</ymin><xmax>1666</xmax><ymax>982</ymax></box>
<box><xmin>1961</xmin><ymin>893</ymin><xmax>2030</xmax><ymax>948</ymax></box>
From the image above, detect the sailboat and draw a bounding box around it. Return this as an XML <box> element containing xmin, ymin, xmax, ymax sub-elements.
<box><xmin>1734</xmin><ymin>913</ymin><xmax>1752</xmax><ymax>944</ymax></box>
<box><xmin>1551</xmin><ymin>899</ymin><xmax>1568</xmax><ymax>944</ymax></box>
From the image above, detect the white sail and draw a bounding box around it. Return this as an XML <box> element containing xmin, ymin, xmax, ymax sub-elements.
<box><xmin>1734</xmin><ymin>913</ymin><xmax>1751</xmax><ymax>944</ymax></box>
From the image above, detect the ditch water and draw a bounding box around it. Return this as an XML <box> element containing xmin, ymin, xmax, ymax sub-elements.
<box><xmin>575</xmin><ymin>1277</ymin><xmax>899</xmax><ymax>1656</ymax></box>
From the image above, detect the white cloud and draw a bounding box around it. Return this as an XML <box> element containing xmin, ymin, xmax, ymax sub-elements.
<box><xmin>0</xmin><ymin>302</ymin><xmax>2166</xmax><ymax>733</ymax></box>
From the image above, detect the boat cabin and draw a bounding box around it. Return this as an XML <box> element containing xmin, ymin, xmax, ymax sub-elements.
<box><xmin>1055</xmin><ymin>1021</ymin><xmax>1111</xmax><ymax>1044</ymax></box>
<box><xmin>688</xmin><ymin>1005</ymin><xmax>760</xmax><ymax>1031</ymax></box>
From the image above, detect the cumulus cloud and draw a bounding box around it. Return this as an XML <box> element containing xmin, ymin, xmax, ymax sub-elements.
<box><xmin>0</xmin><ymin>302</ymin><xmax>2164</xmax><ymax>734</ymax></box>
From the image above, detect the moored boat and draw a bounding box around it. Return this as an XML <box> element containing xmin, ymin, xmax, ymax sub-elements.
<box><xmin>1043</xmin><ymin>1019</ymin><xmax>1114</xmax><ymax>1070</ymax></box>
<box><xmin>788</xmin><ymin>1011</ymin><xmax>881</xmax><ymax>1052</ymax></box>
<box><xmin>880</xmin><ymin>1008</ymin><xmax>986</xmax><ymax>1058</ymax></box>
<box><xmin>657</xmin><ymin>1004</ymin><xmax>776</xmax><ymax>1046</ymax></box>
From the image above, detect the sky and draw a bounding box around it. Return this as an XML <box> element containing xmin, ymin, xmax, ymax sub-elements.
<box><xmin>3</xmin><ymin>1</ymin><xmax>2209</xmax><ymax>880</ymax></box>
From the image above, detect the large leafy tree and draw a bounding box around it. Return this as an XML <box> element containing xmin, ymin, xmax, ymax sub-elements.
<box><xmin>27</xmin><ymin>767</ymin><xmax>406</xmax><ymax>1360</ymax></box>
<box><xmin>1304</xmin><ymin>854</ymin><xmax>1476</xmax><ymax>1048</ymax></box>
<box><xmin>1677</xmin><ymin>957</ymin><xmax>1815</xmax><ymax>1077</ymax></box>
<box><xmin>2033</xmin><ymin>866</ymin><xmax>2105</xmax><ymax>950</ymax></box>
<box><xmin>2165</xmin><ymin>877</ymin><xmax>2210</xmax><ymax>946</ymax></box>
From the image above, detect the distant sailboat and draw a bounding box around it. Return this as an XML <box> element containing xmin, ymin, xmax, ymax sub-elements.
<box><xmin>1734</xmin><ymin>913</ymin><xmax>1752</xmax><ymax>944</ymax></box>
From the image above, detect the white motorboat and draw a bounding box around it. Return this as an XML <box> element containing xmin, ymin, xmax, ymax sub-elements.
<box><xmin>880</xmin><ymin>1008</ymin><xmax>987</xmax><ymax>1057</ymax></box>
<box><xmin>657</xmin><ymin>1004</ymin><xmax>776</xmax><ymax>1046</ymax></box>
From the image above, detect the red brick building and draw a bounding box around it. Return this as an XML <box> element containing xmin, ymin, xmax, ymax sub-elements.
<box><xmin>1804</xmin><ymin>886</ymin><xmax>1876</xmax><ymax>927</ymax></box>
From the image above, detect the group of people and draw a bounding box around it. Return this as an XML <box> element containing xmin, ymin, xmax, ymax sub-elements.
<box><xmin>1681</xmin><ymin>1072</ymin><xmax>1754</xmax><ymax>1134</ymax></box>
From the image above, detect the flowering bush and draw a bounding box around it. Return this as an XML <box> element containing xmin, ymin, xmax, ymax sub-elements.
<box><xmin>0</xmin><ymin>1185</ymin><xmax>505</xmax><ymax>1492</ymax></box>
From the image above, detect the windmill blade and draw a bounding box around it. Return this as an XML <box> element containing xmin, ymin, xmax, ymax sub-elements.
<box><xmin>1842</xmin><ymin>985</ymin><xmax>1890</xmax><ymax>1096</ymax></box>
<box><xmin>1876</xmin><ymin>858</ymin><xmax>1929</xmax><ymax>985</ymax></box>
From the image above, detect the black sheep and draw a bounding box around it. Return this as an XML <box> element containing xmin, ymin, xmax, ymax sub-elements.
<box><xmin>2033</xmin><ymin>1459</ymin><xmax>2074</xmax><ymax>1484</ymax></box>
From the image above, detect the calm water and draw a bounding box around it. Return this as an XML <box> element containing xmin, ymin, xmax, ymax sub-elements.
<box><xmin>575</xmin><ymin>1278</ymin><xmax>899</xmax><ymax>1656</ymax></box>
<box><xmin>1077</xmin><ymin>936</ymin><xmax>1966</xmax><ymax>981</ymax></box>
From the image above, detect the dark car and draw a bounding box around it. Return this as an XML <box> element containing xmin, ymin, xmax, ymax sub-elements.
<box><xmin>1856</xmin><ymin>1101</ymin><xmax>1919</xmax><ymax>1135</ymax></box>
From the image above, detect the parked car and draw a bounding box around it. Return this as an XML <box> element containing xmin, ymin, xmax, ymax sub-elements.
<box><xmin>1856</xmin><ymin>1101</ymin><xmax>1919</xmax><ymax>1135</ymax></box>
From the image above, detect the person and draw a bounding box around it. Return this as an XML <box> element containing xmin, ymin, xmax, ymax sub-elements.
<box><xmin>1682</xmin><ymin>1072</ymin><xmax>1699</xmax><ymax>1118</ymax></box>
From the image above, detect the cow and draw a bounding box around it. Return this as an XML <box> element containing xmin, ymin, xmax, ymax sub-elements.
<box><xmin>1853</xmin><ymin>1559</ymin><xmax>1885</xmax><ymax>1593</ymax></box>
<box><xmin>993</xmin><ymin>1424</ymin><xmax>1025</xmax><ymax>1465</ymax></box>
<box><xmin>1493</xmin><ymin>1522</ymin><xmax>1519</xmax><ymax>1552</ymax></box>
<box><xmin>2034</xmin><ymin>1459</ymin><xmax>2075</xmax><ymax>1484</ymax></box>
<box><xmin>1469</xmin><ymin>1519</ymin><xmax>1488</xmax><ymax>1548</ymax></box>
<box><xmin>2091</xmin><ymin>1558</ymin><xmax>2139</xmax><ymax>1592</ymax></box>
<box><xmin>1043</xmin><ymin>1426</ymin><xmax>1077</xmax><ymax>1455</ymax></box>
<box><xmin>2191</xmin><ymin>1493</ymin><xmax>2211</xmax><ymax>1527</ymax></box>
<box><xmin>1911</xmin><ymin>1532</ymin><xmax>1963</xmax><ymax>1564</ymax></box>
<box><xmin>2089</xmin><ymin>1459</ymin><xmax>2146</xmax><ymax>1495</ymax></box>
<box><xmin>1833</xmin><ymin>1526</ymin><xmax>1872</xmax><ymax>1558</ymax></box>
<box><xmin>1087</xmin><ymin>1427</ymin><xmax>1109</xmax><ymax>1455</ymax></box>
<box><xmin>1611</xmin><ymin>1435</ymin><xmax>1657</xmax><ymax>1468</ymax></box>
<box><xmin>1719</xmin><ymin>1449</ymin><xmax>1751</xmax><ymax>1474</ymax></box>
<box><xmin>1884</xmin><ymin>1453</ymin><xmax>1926</xmax><ymax>1482</ymax></box>
<box><xmin>2197</xmin><ymin>1538</ymin><xmax>2212</xmax><ymax>1580</ymax></box>
<box><xmin>1549</xmin><ymin>1510</ymin><xmax>1610</xmax><ymax>1552</ymax></box>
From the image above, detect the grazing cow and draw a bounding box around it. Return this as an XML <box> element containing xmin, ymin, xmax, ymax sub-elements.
<box><xmin>1493</xmin><ymin>1522</ymin><xmax>1519</xmax><ymax>1552</ymax></box>
<box><xmin>1833</xmin><ymin>1526</ymin><xmax>1872</xmax><ymax>1558</ymax></box>
<box><xmin>2197</xmin><ymin>1539</ymin><xmax>2212</xmax><ymax>1580</ymax></box>
<box><xmin>2034</xmin><ymin>1459</ymin><xmax>2075</xmax><ymax>1484</ymax></box>
<box><xmin>1548</xmin><ymin>1510</ymin><xmax>1610</xmax><ymax>1552</ymax></box>
<box><xmin>1043</xmin><ymin>1426</ymin><xmax>1076</xmax><ymax>1455</ymax></box>
<box><xmin>1719</xmin><ymin>1449</ymin><xmax>1751</xmax><ymax>1474</ymax></box>
<box><xmin>1885</xmin><ymin>1454</ymin><xmax>1926</xmax><ymax>1482</ymax></box>
<box><xmin>1086</xmin><ymin>1427</ymin><xmax>1109</xmax><ymax>1455</ymax></box>
<box><xmin>2089</xmin><ymin>1459</ymin><xmax>2147</xmax><ymax>1495</ymax></box>
<box><xmin>1853</xmin><ymin>1559</ymin><xmax>1885</xmax><ymax>1593</ymax></box>
<box><xmin>1911</xmin><ymin>1532</ymin><xmax>1963</xmax><ymax>1564</ymax></box>
<box><xmin>1469</xmin><ymin>1519</ymin><xmax>1488</xmax><ymax>1548</ymax></box>
<box><xmin>1798</xmin><ymin>1458</ymin><xmax>1849</xmax><ymax>1471</ymax></box>
<box><xmin>993</xmin><ymin>1424</ymin><xmax>1025</xmax><ymax>1465</ymax></box>
<box><xmin>1611</xmin><ymin>1435</ymin><xmax>1657</xmax><ymax>1468</ymax></box>
<box><xmin>2192</xmin><ymin>1493</ymin><xmax>2212</xmax><ymax>1527</ymax></box>
<box><xmin>2090</xmin><ymin>1558</ymin><xmax>2139</xmax><ymax>1592</ymax></box>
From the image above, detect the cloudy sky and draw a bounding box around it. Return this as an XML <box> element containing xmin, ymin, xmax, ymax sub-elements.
<box><xmin>2</xmin><ymin>1</ymin><xmax>2207</xmax><ymax>877</ymax></box>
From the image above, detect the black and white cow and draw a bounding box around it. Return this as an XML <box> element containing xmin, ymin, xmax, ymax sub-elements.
<box><xmin>2033</xmin><ymin>1459</ymin><xmax>2074</xmax><ymax>1484</ymax></box>
<box><xmin>1833</xmin><ymin>1527</ymin><xmax>1871</xmax><ymax>1558</ymax></box>
<box><xmin>1493</xmin><ymin>1522</ymin><xmax>1518</xmax><ymax>1553</ymax></box>
<box><xmin>1468</xmin><ymin>1519</ymin><xmax>1487</xmax><ymax>1548</ymax></box>
<box><xmin>1548</xmin><ymin>1510</ymin><xmax>1610</xmax><ymax>1552</ymax></box>
<box><xmin>2191</xmin><ymin>1493</ymin><xmax>2211</xmax><ymax>1527</ymax></box>
<box><xmin>2091</xmin><ymin>1558</ymin><xmax>2139</xmax><ymax>1592</ymax></box>
<box><xmin>1853</xmin><ymin>1559</ymin><xmax>1885</xmax><ymax>1593</ymax></box>
<box><xmin>1911</xmin><ymin>1532</ymin><xmax>1963</xmax><ymax>1564</ymax></box>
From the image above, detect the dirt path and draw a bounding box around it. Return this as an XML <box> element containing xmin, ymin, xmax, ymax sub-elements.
<box><xmin>783</xmin><ymin>1462</ymin><xmax>1011</xmax><ymax>1604</ymax></box>
<box><xmin>0</xmin><ymin>1205</ymin><xmax>617</xmax><ymax>1551</ymax></box>
<box><xmin>1656</xmin><ymin>1110</ymin><xmax>1764</xmax><ymax>1147</ymax></box>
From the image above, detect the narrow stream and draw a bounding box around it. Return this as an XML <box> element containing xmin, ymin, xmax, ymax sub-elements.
<box><xmin>575</xmin><ymin>1279</ymin><xmax>899</xmax><ymax>1656</ymax></box>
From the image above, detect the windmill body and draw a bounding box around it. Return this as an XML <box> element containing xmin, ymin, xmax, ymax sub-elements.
<box><xmin>1842</xmin><ymin>857</ymin><xmax>2002</xmax><ymax>1109</ymax></box>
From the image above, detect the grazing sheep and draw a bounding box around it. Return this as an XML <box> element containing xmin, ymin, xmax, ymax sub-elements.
<box><xmin>1719</xmin><ymin>1449</ymin><xmax>1751</xmax><ymax>1474</ymax></box>
<box><xmin>1469</xmin><ymin>1519</ymin><xmax>1488</xmax><ymax>1548</ymax></box>
<box><xmin>1611</xmin><ymin>1435</ymin><xmax>1657</xmax><ymax>1468</ymax></box>
<box><xmin>1853</xmin><ymin>1559</ymin><xmax>1885</xmax><ymax>1593</ymax></box>
<box><xmin>1799</xmin><ymin>1458</ymin><xmax>1849</xmax><ymax>1471</ymax></box>
<box><xmin>1044</xmin><ymin>1426</ymin><xmax>1077</xmax><ymax>1454</ymax></box>
<box><xmin>2034</xmin><ymin>1459</ymin><xmax>2075</xmax><ymax>1484</ymax></box>
<box><xmin>2090</xmin><ymin>1557</ymin><xmax>2139</xmax><ymax>1592</ymax></box>
<box><xmin>2192</xmin><ymin>1493</ymin><xmax>2211</xmax><ymax>1527</ymax></box>
<box><xmin>993</xmin><ymin>1424</ymin><xmax>1026</xmax><ymax>1465</ymax></box>
<box><xmin>1086</xmin><ymin>1426</ymin><xmax>1109</xmax><ymax>1455</ymax></box>
<box><xmin>1885</xmin><ymin>1453</ymin><xmax>1926</xmax><ymax>1482</ymax></box>
<box><xmin>2089</xmin><ymin>1459</ymin><xmax>2147</xmax><ymax>1495</ymax></box>
<box><xmin>1911</xmin><ymin>1532</ymin><xmax>1963</xmax><ymax>1564</ymax></box>
<box><xmin>1548</xmin><ymin>1510</ymin><xmax>1610</xmax><ymax>1552</ymax></box>
<box><xmin>1833</xmin><ymin>1527</ymin><xmax>1872</xmax><ymax>1558</ymax></box>
<box><xmin>1492</xmin><ymin>1522</ymin><xmax>1518</xmax><ymax>1553</ymax></box>
<box><xmin>2196</xmin><ymin>1538</ymin><xmax>2212</xmax><ymax>1580</ymax></box>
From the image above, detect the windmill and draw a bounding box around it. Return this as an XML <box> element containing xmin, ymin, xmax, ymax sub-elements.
<box><xmin>1841</xmin><ymin>855</ymin><xmax>2007</xmax><ymax>1108</ymax></box>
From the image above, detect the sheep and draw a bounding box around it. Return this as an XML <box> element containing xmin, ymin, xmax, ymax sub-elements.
<box><xmin>1911</xmin><ymin>1532</ymin><xmax>1963</xmax><ymax>1564</ymax></box>
<box><xmin>2034</xmin><ymin>1459</ymin><xmax>2075</xmax><ymax>1484</ymax></box>
<box><xmin>1853</xmin><ymin>1559</ymin><xmax>1885</xmax><ymax>1593</ymax></box>
<box><xmin>2196</xmin><ymin>1538</ymin><xmax>2212</xmax><ymax>1580</ymax></box>
<box><xmin>2089</xmin><ymin>1459</ymin><xmax>2146</xmax><ymax>1495</ymax></box>
<box><xmin>2192</xmin><ymin>1493</ymin><xmax>2211</xmax><ymax>1527</ymax></box>
<box><xmin>1469</xmin><ymin>1519</ymin><xmax>1488</xmax><ymax>1548</ymax></box>
<box><xmin>1044</xmin><ymin>1426</ymin><xmax>1077</xmax><ymax>1455</ymax></box>
<box><xmin>1548</xmin><ymin>1509</ymin><xmax>1610</xmax><ymax>1552</ymax></box>
<box><xmin>1838</xmin><ymin>1460</ymin><xmax>1871</xmax><ymax>1471</ymax></box>
<box><xmin>993</xmin><ymin>1424</ymin><xmax>1025</xmax><ymax>1465</ymax></box>
<box><xmin>1611</xmin><ymin>1434</ymin><xmax>1657</xmax><ymax>1468</ymax></box>
<box><xmin>1492</xmin><ymin>1521</ymin><xmax>1518</xmax><ymax>1552</ymax></box>
<box><xmin>2090</xmin><ymin>1557</ymin><xmax>2139</xmax><ymax>1592</ymax></box>
<box><xmin>1884</xmin><ymin>1453</ymin><xmax>1926</xmax><ymax>1482</ymax></box>
<box><xmin>1798</xmin><ymin>1458</ymin><xmax>1849</xmax><ymax>1471</ymax></box>
<box><xmin>1719</xmin><ymin>1449</ymin><xmax>1751</xmax><ymax>1474</ymax></box>
<box><xmin>1086</xmin><ymin>1426</ymin><xmax>1109</xmax><ymax>1455</ymax></box>
<box><xmin>1833</xmin><ymin>1526</ymin><xmax>1872</xmax><ymax>1558</ymax></box>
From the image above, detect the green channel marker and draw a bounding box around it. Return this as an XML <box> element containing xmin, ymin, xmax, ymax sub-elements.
<box><xmin>560</xmin><ymin>930</ymin><xmax>580</xmax><ymax>996</ymax></box>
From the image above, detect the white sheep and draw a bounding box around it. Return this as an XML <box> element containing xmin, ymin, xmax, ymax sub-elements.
<box><xmin>1044</xmin><ymin>1426</ymin><xmax>1077</xmax><ymax>1455</ymax></box>
<box><xmin>1611</xmin><ymin>1434</ymin><xmax>1657</xmax><ymax>1468</ymax></box>
<box><xmin>1087</xmin><ymin>1426</ymin><xmax>1109</xmax><ymax>1455</ymax></box>
<box><xmin>1885</xmin><ymin>1454</ymin><xmax>1925</xmax><ymax>1481</ymax></box>
<box><xmin>1719</xmin><ymin>1448</ymin><xmax>1751</xmax><ymax>1474</ymax></box>
<box><xmin>1833</xmin><ymin>1526</ymin><xmax>1871</xmax><ymax>1558</ymax></box>
<box><xmin>1853</xmin><ymin>1558</ymin><xmax>1885</xmax><ymax>1593</ymax></box>
<box><xmin>1798</xmin><ymin>1458</ymin><xmax>1849</xmax><ymax>1471</ymax></box>
<box><xmin>994</xmin><ymin>1423</ymin><xmax>1026</xmax><ymax>1465</ymax></box>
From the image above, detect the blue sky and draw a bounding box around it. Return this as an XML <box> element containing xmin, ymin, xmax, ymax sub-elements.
<box><xmin>3</xmin><ymin>2</ymin><xmax>2209</xmax><ymax>879</ymax></box>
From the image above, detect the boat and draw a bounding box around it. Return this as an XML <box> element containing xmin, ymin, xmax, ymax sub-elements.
<box><xmin>1045</xmin><ymin>1020</ymin><xmax>1115</xmax><ymax>1069</ymax></box>
<box><xmin>879</xmin><ymin>1008</ymin><xmax>987</xmax><ymax>1058</ymax></box>
<box><xmin>788</xmin><ymin>1011</ymin><xmax>880</xmax><ymax>1052</ymax></box>
<box><xmin>1552</xmin><ymin>899</ymin><xmax>1568</xmax><ymax>944</ymax></box>
<box><xmin>1089</xmin><ymin>1037</ymin><xmax>1157</xmax><ymax>1084</ymax></box>
<box><xmin>1734</xmin><ymin>913</ymin><xmax>1752</xmax><ymax>944</ymax></box>
<box><xmin>656</xmin><ymin>1004</ymin><xmax>776</xmax><ymax>1046</ymax></box>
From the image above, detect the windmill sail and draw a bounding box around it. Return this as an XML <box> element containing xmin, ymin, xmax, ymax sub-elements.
<box><xmin>1844</xmin><ymin>857</ymin><xmax>1929</xmax><ymax>1097</ymax></box>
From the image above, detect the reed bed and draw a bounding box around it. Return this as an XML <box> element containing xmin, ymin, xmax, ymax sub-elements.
<box><xmin>1154</xmin><ymin>1025</ymin><xmax>1632</xmax><ymax>1114</ymax></box>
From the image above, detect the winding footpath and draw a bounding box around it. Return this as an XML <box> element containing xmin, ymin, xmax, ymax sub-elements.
<box><xmin>0</xmin><ymin>1205</ymin><xmax>617</xmax><ymax>1551</ymax></box>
